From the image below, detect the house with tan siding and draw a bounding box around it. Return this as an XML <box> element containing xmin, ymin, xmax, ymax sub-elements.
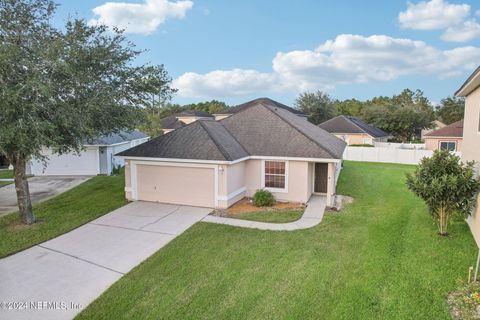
<box><xmin>423</xmin><ymin>120</ymin><xmax>463</xmax><ymax>152</ymax></box>
<box><xmin>116</xmin><ymin>98</ymin><xmax>346</xmax><ymax>208</ymax></box>
<box><xmin>455</xmin><ymin>67</ymin><xmax>480</xmax><ymax>251</ymax></box>
<box><xmin>318</xmin><ymin>115</ymin><xmax>390</xmax><ymax>145</ymax></box>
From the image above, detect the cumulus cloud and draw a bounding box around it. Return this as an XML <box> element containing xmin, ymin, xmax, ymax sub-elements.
<box><xmin>173</xmin><ymin>34</ymin><xmax>480</xmax><ymax>98</ymax></box>
<box><xmin>89</xmin><ymin>0</ymin><xmax>193</xmax><ymax>34</ymax></box>
<box><xmin>398</xmin><ymin>0</ymin><xmax>470</xmax><ymax>30</ymax></box>
<box><xmin>398</xmin><ymin>0</ymin><xmax>480</xmax><ymax>42</ymax></box>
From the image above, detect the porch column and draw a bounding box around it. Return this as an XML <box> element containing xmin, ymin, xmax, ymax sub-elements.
<box><xmin>326</xmin><ymin>162</ymin><xmax>336</xmax><ymax>207</ymax></box>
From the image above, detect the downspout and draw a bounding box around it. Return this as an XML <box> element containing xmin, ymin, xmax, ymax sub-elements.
<box><xmin>474</xmin><ymin>249</ymin><xmax>480</xmax><ymax>282</ymax></box>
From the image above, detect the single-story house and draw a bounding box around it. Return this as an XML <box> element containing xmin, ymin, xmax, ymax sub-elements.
<box><xmin>116</xmin><ymin>98</ymin><xmax>346</xmax><ymax>209</ymax></box>
<box><xmin>423</xmin><ymin>119</ymin><xmax>463</xmax><ymax>152</ymax></box>
<box><xmin>318</xmin><ymin>115</ymin><xmax>390</xmax><ymax>145</ymax></box>
<box><xmin>30</xmin><ymin>130</ymin><xmax>149</xmax><ymax>176</ymax></box>
<box><xmin>160</xmin><ymin>110</ymin><xmax>214</xmax><ymax>133</ymax></box>
<box><xmin>212</xmin><ymin>97</ymin><xmax>307</xmax><ymax>120</ymax></box>
<box><xmin>421</xmin><ymin>120</ymin><xmax>446</xmax><ymax>141</ymax></box>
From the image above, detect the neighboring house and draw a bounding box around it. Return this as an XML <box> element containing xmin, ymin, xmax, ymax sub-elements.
<box><xmin>116</xmin><ymin>98</ymin><xmax>346</xmax><ymax>209</ymax></box>
<box><xmin>318</xmin><ymin>115</ymin><xmax>390</xmax><ymax>145</ymax></box>
<box><xmin>212</xmin><ymin>97</ymin><xmax>307</xmax><ymax>120</ymax></box>
<box><xmin>30</xmin><ymin>130</ymin><xmax>149</xmax><ymax>176</ymax></box>
<box><xmin>455</xmin><ymin>66</ymin><xmax>480</xmax><ymax>249</ymax></box>
<box><xmin>160</xmin><ymin>110</ymin><xmax>214</xmax><ymax>133</ymax></box>
<box><xmin>423</xmin><ymin>120</ymin><xmax>463</xmax><ymax>152</ymax></box>
<box><xmin>421</xmin><ymin>120</ymin><xmax>446</xmax><ymax>140</ymax></box>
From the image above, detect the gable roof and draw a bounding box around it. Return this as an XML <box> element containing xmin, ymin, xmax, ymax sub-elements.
<box><xmin>318</xmin><ymin>115</ymin><xmax>390</xmax><ymax>138</ymax></box>
<box><xmin>424</xmin><ymin>119</ymin><xmax>463</xmax><ymax>138</ymax></box>
<box><xmin>159</xmin><ymin>115</ymin><xmax>185</xmax><ymax>130</ymax></box>
<box><xmin>118</xmin><ymin>98</ymin><xmax>346</xmax><ymax>161</ymax></box>
<box><xmin>117</xmin><ymin>119</ymin><xmax>248</xmax><ymax>161</ymax></box>
<box><xmin>86</xmin><ymin>130</ymin><xmax>148</xmax><ymax>146</ymax></box>
<box><xmin>177</xmin><ymin>110</ymin><xmax>214</xmax><ymax>118</ymax></box>
<box><xmin>228</xmin><ymin>98</ymin><xmax>307</xmax><ymax>117</ymax></box>
<box><xmin>456</xmin><ymin>66</ymin><xmax>480</xmax><ymax>97</ymax></box>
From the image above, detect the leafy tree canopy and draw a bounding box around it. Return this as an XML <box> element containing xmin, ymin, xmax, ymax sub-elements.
<box><xmin>294</xmin><ymin>91</ymin><xmax>335</xmax><ymax>125</ymax></box>
<box><xmin>436</xmin><ymin>96</ymin><xmax>465</xmax><ymax>125</ymax></box>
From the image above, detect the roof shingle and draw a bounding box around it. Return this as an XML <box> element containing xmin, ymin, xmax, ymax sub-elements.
<box><xmin>318</xmin><ymin>115</ymin><xmax>389</xmax><ymax>138</ymax></box>
<box><xmin>424</xmin><ymin>120</ymin><xmax>463</xmax><ymax>138</ymax></box>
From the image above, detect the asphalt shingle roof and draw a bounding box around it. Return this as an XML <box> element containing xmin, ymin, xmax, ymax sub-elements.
<box><xmin>318</xmin><ymin>115</ymin><xmax>390</xmax><ymax>138</ymax></box>
<box><xmin>177</xmin><ymin>110</ymin><xmax>214</xmax><ymax>117</ymax></box>
<box><xmin>229</xmin><ymin>98</ymin><xmax>306</xmax><ymax>116</ymax></box>
<box><xmin>424</xmin><ymin>120</ymin><xmax>463</xmax><ymax>138</ymax></box>
<box><xmin>118</xmin><ymin>98</ymin><xmax>346</xmax><ymax>160</ymax></box>
<box><xmin>86</xmin><ymin>130</ymin><xmax>148</xmax><ymax>146</ymax></box>
<box><xmin>159</xmin><ymin>116</ymin><xmax>185</xmax><ymax>130</ymax></box>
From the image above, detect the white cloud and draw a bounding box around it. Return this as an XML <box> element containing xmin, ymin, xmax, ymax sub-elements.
<box><xmin>442</xmin><ymin>20</ymin><xmax>480</xmax><ymax>42</ymax></box>
<box><xmin>398</xmin><ymin>0</ymin><xmax>470</xmax><ymax>30</ymax></box>
<box><xmin>173</xmin><ymin>34</ymin><xmax>480</xmax><ymax>98</ymax></box>
<box><xmin>89</xmin><ymin>0</ymin><xmax>193</xmax><ymax>34</ymax></box>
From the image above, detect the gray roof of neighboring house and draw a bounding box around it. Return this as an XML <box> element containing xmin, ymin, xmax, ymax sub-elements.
<box><xmin>118</xmin><ymin>98</ymin><xmax>346</xmax><ymax>161</ymax></box>
<box><xmin>159</xmin><ymin>115</ymin><xmax>186</xmax><ymax>130</ymax></box>
<box><xmin>318</xmin><ymin>115</ymin><xmax>390</xmax><ymax>138</ymax></box>
<box><xmin>228</xmin><ymin>97</ymin><xmax>307</xmax><ymax>117</ymax></box>
<box><xmin>86</xmin><ymin>130</ymin><xmax>148</xmax><ymax>146</ymax></box>
<box><xmin>177</xmin><ymin>110</ymin><xmax>214</xmax><ymax>117</ymax></box>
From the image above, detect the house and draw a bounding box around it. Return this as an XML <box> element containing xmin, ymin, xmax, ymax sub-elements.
<box><xmin>423</xmin><ymin>120</ymin><xmax>463</xmax><ymax>152</ymax></box>
<box><xmin>318</xmin><ymin>115</ymin><xmax>390</xmax><ymax>145</ymax></box>
<box><xmin>30</xmin><ymin>130</ymin><xmax>149</xmax><ymax>176</ymax></box>
<box><xmin>212</xmin><ymin>97</ymin><xmax>307</xmax><ymax>120</ymax></box>
<box><xmin>116</xmin><ymin>98</ymin><xmax>346</xmax><ymax>209</ymax></box>
<box><xmin>160</xmin><ymin>110</ymin><xmax>214</xmax><ymax>133</ymax></box>
<box><xmin>421</xmin><ymin>120</ymin><xmax>446</xmax><ymax>140</ymax></box>
<box><xmin>455</xmin><ymin>66</ymin><xmax>480</xmax><ymax>249</ymax></box>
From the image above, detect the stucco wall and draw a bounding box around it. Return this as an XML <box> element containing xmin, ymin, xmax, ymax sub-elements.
<box><xmin>125</xmin><ymin>160</ymin><xmax>132</xmax><ymax>200</ymax></box>
<box><xmin>462</xmin><ymin>87</ymin><xmax>480</xmax><ymax>247</ymax></box>
<box><xmin>334</xmin><ymin>133</ymin><xmax>373</xmax><ymax>145</ymax></box>
<box><xmin>424</xmin><ymin>137</ymin><xmax>463</xmax><ymax>152</ymax></box>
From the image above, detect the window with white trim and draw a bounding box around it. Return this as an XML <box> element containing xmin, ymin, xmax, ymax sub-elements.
<box><xmin>264</xmin><ymin>161</ymin><xmax>286</xmax><ymax>189</ymax></box>
<box><xmin>440</xmin><ymin>141</ymin><xmax>456</xmax><ymax>152</ymax></box>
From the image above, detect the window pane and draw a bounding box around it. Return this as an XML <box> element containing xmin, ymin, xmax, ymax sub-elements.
<box><xmin>264</xmin><ymin>161</ymin><xmax>286</xmax><ymax>189</ymax></box>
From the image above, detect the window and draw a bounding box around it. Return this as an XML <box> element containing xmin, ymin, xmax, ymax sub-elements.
<box><xmin>264</xmin><ymin>161</ymin><xmax>286</xmax><ymax>190</ymax></box>
<box><xmin>440</xmin><ymin>141</ymin><xmax>457</xmax><ymax>152</ymax></box>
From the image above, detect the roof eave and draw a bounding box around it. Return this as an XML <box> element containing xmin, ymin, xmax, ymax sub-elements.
<box><xmin>456</xmin><ymin>66</ymin><xmax>480</xmax><ymax>97</ymax></box>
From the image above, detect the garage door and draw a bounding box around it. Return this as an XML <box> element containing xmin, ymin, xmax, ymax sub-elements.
<box><xmin>30</xmin><ymin>148</ymin><xmax>99</xmax><ymax>176</ymax></box>
<box><xmin>136</xmin><ymin>164</ymin><xmax>215</xmax><ymax>208</ymax></box>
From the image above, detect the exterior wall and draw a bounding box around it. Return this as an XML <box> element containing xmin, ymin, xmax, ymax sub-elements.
<box><xmin>424</xmin><ymin>137</ymin><xmax>463</xmax><ymax>152</ymax></box>
<box><xmin>30</xmin><ymin>147</ymin><xmax>100</xmax><ymax>176</ymax></box>
<box><xmin>462</xmin><ymin>87</ymin><xmax>480</xmax><ymax>247</ymax></box>
<box><xmin>125</xmin><ymin>160</ymin><xmax>132</xmax><ymax>200</ymax></box>
<box><xmin>214</xmin><ymin>114</ymin><xmax>231</xmax><ymax>121</ymax></box>
<box><xmin>217</xmin><ymin>161</ymin><xmax>247</xmax><ymax>208</ymax></box>
<box><xmin>176</xmin><ymin>116</ymin><xmax>210</xmax><ymax>124</ymax></box>
<box><xmin>334</xmin><ymin>133</ymin><xmax>373</xmax><ymax>145</ymax></box>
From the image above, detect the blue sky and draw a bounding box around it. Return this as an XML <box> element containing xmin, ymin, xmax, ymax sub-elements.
<box><xmin>54</xmin><ymin>0</ymin><xmax>480</xmax><ymax>106</ymax></box>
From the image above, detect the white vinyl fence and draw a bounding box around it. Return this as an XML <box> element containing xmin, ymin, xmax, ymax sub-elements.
<box><xmin>344</xmin><ymin>146</ymin><xmax>462</xmax><ymax>165</ymax></box>
<box><xmin>373</xmin><ymin>142</ymin><xmax>426</xmax><ymax>150</ymax></box>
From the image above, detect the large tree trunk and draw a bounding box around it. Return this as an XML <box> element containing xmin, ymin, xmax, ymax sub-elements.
<box><xmin>12</xmin><ymin>154</ymin><xmax>35</xmax><ymax>224</ymax></box>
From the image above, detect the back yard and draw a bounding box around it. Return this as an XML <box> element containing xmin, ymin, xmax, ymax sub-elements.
<box><xmin>77</xmin><ymin>161</ymin><xmax>477</xmax><ymax>319</ymax></box>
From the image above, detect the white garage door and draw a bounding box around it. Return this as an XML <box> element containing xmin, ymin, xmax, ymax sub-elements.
<box><xmin>136</xmin><ymin>164</ymin><xmax>215</xmax><ymax>208</ymax></box>
<box><xmin>30</xmin><ymin>148</ymin><xmax>99</xmax><ymax>176</ymax></box>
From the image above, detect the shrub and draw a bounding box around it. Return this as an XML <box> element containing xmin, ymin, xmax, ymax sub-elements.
<box><xmin>253</xmin><ymin>189</ymin><xmax>275</xmax><ymax>207</ymax></box>
<box><xmin>406</xmin><ymin>150</ymin><xmax>480</xmax><ymax>236</ymax></box>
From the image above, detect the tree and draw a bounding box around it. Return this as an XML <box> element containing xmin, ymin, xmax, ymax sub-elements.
<box><xmin>183</xmin><ymin>100</ymin><xmax>229</xmax><ymax>114</ymax></box>
<box><xmin>294</xmin><ymin>91</ymin><xmax>335</xmax><ymax>124</ymax></box>
<box><xmin>0</xmin><ymin>0</ymin><xmax>175</xmax><ymax>224</ymax></box>
<box><xmin>436</xmin><ymin>96</ymin><xmax>465</xmax><ymax>125</ymax></box>
<box><xmin>333</xmin><ymin>98</ymin><xmax>365</xmax><ymax>117</ymax></box>
<box><xmin>406</xmin><ymin>150</ymin><xmax>480</xmax><ymax>236</ymax></box>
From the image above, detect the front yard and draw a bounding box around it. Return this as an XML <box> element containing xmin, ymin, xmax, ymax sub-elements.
<box><xmin>0</xmin><ymin>169</ymin><xmax>13</xmax><ymax>188</ymax></box>
<box><xmin>77</xmin><ymin>161</ymin><xmax>477</xmax><ymax>319</ymax></box>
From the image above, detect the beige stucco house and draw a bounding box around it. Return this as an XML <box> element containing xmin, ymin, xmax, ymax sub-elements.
<box><xmin>117</xmin><ymin>98</ymin><xmax>346</xmax><ymax>208</ymax></box>
<box><xmin>318</xmin><ymin>115</ymin><xmax>390</xmax><ymax>145</ymax></box>
<box><xmin>159</xmin><ymin>110</ymin><xmax>214</xmax><ymax>133</ymax></box>
<box><xmin>423</xmin><ymin>120</ymin><xmax>463</xmax><ymax>152</ymax></box>
<box><xmin>421</xmin><ymin>120</ymin><xmax>446</xmax><ymax>141</ymax></box>
<box><xmin>455</xmin><ymin>67</ymin><xmax>480</xmax><ymax>249</ymax></box>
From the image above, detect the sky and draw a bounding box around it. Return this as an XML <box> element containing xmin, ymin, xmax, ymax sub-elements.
<box><xmin>53</xmin><ymin>0</ymin><xmax>480</xmax><ymax>106</ymax></box>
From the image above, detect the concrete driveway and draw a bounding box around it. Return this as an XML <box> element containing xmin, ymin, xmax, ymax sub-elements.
<box><xmin>0</xmin><ymin>176</ymin><xmax>90</xmax><ymax>215</ymax></box>
<box><xmin>0</xmin><ymin>201</ymin><xmax>212</xmax><ymax>320</ymax></box>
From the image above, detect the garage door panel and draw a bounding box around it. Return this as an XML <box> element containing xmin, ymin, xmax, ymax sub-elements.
<box><xmin>136</xmin><ymin>165</ymin><xmax>215</xmax><ymax>208</ymax></box>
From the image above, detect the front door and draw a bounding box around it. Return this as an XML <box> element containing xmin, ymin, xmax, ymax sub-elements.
<box><xmin>314</xmin><ymin>163</ymin><xmax>328</xmax><ymax>193</ymax></box>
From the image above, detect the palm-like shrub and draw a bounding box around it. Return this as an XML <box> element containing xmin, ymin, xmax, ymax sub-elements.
<box><xmin>406</xmin><ymin>150</ymin><xmax>480</xmax><ymax>236</ymax></box>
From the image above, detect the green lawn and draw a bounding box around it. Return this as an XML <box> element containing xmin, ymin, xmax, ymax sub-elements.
<box><xmin>232</xmin><ymin>209</ymin><xmax>303</xmax><ymax>223</ymax></box>
<box><xmin>0</xmin><ymin>172</ymin><xmax>126</xmax><ymax>258</ymax></box>
<box><xmin>0</xmin><ymin>169</ymin><xmax>13</xmax><ymax>179</ymax></box>
<box><xmin>78</xmin><ymin>161</ymin><xmax>477</xmax><ymax>319</ymax></box>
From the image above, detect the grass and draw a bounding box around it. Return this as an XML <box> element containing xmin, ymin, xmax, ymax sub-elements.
<box><xmin>0</xmin><ymin>171</ymin><xmax>126</xmax><ymax>258</ymax></box>
<box><xmin>77</xmin><ymin>161</ymin><xmax>477</xmax><ymax>319</ymax></box>
<box><xmin>0</xmin><ymin>169</ymin><xmax>13</xmax><ymax>179</ymax></box>
<box><xmin>231</xmin><ymin>209</ymin><xmax>304</xmax><ymax>223</ymax></box>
